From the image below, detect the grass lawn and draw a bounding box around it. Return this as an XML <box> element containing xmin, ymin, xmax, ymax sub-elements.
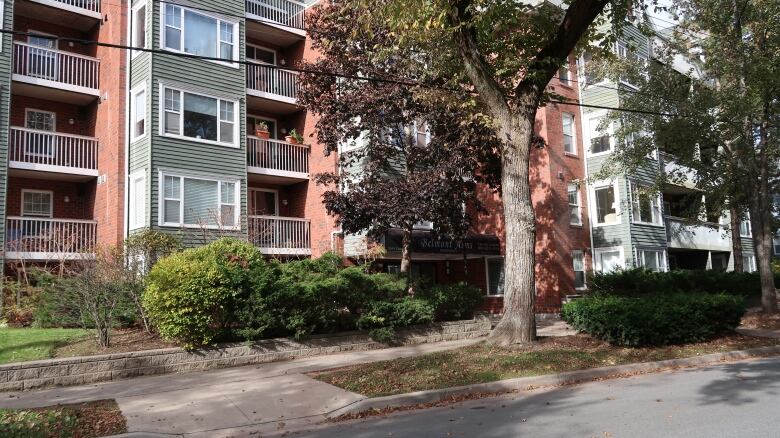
<box><xmin>311</xmin><ymin>334</ymin><xmax>780</xmax><ymax>397</ymax></box>
<box><xmin>0</xmin><ymin>328</ymin><xmax>88</xmax><ymax>365</ymax></box>
<box><xmin>0</xmin><ymin>400</ymin><xmax>126</xmax><ymax>438</ymax></box>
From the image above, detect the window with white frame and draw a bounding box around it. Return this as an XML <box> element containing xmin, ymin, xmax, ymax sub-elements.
<box><xmin>631</xmin><ymin>183</ymin><xmax>662</xmax><ymax>225</ymax></box>
<box><xmin>568</xmin><ymin>183</ymin><xmax>581</xmax><ymax>226</ymax></box>
<box><xmin>558</xmin><ymin>63</ymin><xmax>570</xmax><ymax>85</ymax></box>
<box><xmin>486</xmin><ymin>257</ymin><xmax>505</xmax><ymax>296</ymax></box>
<box><xmin>128</xmin><ymin>171</ymin><xmax>146</xmax><ymax>230</ymax></box>
<box><xmin>24</xmin><ymin>109</ymin><xmax>56</xmax><ymax>157</ymax></box>
<box><xmin>562</xmin><ymin>113</ymin><xmax>576</xmax><ymax>154</ymax></box>
<box><xmin>131</xmin><ymin>85</ymin><xmax>146</xmax><ymax>140</ymax></box>
<box><xmin>636</xmin><ymin>248</ymin><xmax>665</xmax><ymax>272</ymax></box>
<box><xmin>162</xmin><ymin>4</ymin><xmax>238</xmax><ymax>62</ymax></box>
<box><xmin>161</xmin><ymin>173</ymin><xmax>239</xmax><ymax>228</ymax></box>
<box><xmin>594</xmin><ymin>247</ymin><xmax>624</xmax><ymax>272</ymax></box>
<box><xmin>616</xmin><ymin>41</ymin><xmax>648</xmax><ymax>87</ymax></box>
<box><xmin>21</xmin><ymin>190</ymin><xmax>53</xmax><ymax>217</ymax></box>
<box><xmin>591</xmin><ymin>181</ymin><xmax>619</xmax><ymax>225</ymax></box>
<box><xmin>739</xmin><ymin>214</ymin><xmax>752</xmax><ymax>237</ymax></box>
<box><xmin>587</xmin><ymin>115</ymin><xmax>612</xmax><ymax>155</ymax></box>
<box><xmin>131</xmin><ymin>2</ymin><xmax>147</xmax><ymax>57</ymax></box>
<box><xmin>572</xmin><ymin>250</ymin><xmax>586</xmax><ymax>289</ymax></box>
<box><xmin>774</xmin><ymin>238</ymin><xmax>780</xmax><ymax>255</ymax></box>
<box><xmin>162</xmin><ymin>87</ymin><xmax>237</xmax><ymax>146</ymax></box>
<box><xmin>743</xmin><ymin>254</ymin><xmax>757</xmax><ymax>272</ymax></box>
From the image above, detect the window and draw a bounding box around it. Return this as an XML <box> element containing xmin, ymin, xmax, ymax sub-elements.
<box><xmin>616</xmin><ymin>41</ymin><xmax>648</xmax><ymax>88</ymax></box>
<box><xmin>636</xmin><ymin>248</ymin><xmax>665</xmax><ymax>272</ymax></box>
<box><xmin>246</xmin><ymin>45</ymin><xmax>276</xmax><ymax>64</ymax></box>
<box><xmin>558</xmin><ymin>63</ymin><xmax>570</xmax><ymax>85</ymax></box>
<box><xmin>743</xmin><ymin>254</ymin><xmax>757</xmax><ymax>273</ymax></box>
<box><xmin>594</xmin><ymin>247</ymin><xmax>624</xmax><ymax>272</ymax></box>
<box><xmin>631</xmin><ymin>183</ymin><xmax>662</xmax><ymax>225</ymax></box>
<box><xmin>250</xmin><ymin>189</ymin><xmax>277</xmax><ymax>215</ymax></box>
<box><xmin>131</xmin><ymin>3</ymin><xmax>147</xmax><ymax>57</ymax></box>
<box><xmin>128</xmin><ymin>171</ymin><xmax>146</xmax><ymax>230</ymax></box>
<box><xmin>587</xmin><ymin>115</ymin><xmax>612</xmax><ymax>155</ymax></box>
<box><xmin>160</xmin><ymin>173</ymin><xmax>239</xmax><ymax>228</ymax></box>
<box><xmin>162</xmin><ymin>5</ymin><xmax>238</xmax><ymax>62</ymax></box>
<box><xmin>131</xmin><ymin>85</ymin><xmax>146</xmax><ymax>140</ymax></box>
<box><xmin>486</xmin><ymin>258</ymin><xmax>505</xmax><ymax>296</ymax></box>
<box><xmin>572</xmin><ymin>250</ymin><xmax>586</xmax><ymax>289</ymax></box>
<box><xmin>739</xmin><ymin>214</ymin><xmax>752</xmax><ymax>237</ymax></box>
<box><xmin>562</xmin><ymin>113</ymin><xmax>576</xmax><ymax>154</ymax></box>
<box><xmin>592</xmin><ymin>181</ymin><xmax>620</xmax><ymax>225</ymax></box>
<box><xmin>161</xmin><ymin>87</ymin><xmax>237</xmax><ymax>146</ymax></box>
<box><xmin>568</xmin><ymin>183</ymin><xmax>581</xmax><ymax>226</ymax></box>
<box><xmin>24</xmin><ymin>109</ymin><xmax>56</xmax><ymax>157</ymax></box>
<box><xmin>25</xmin><ymin>109</ymin><xmax>55</xmax><ymax>132</ymax></box>
<box><xmin>774</xmin><ymin>238</ymin><xmax>780</xmax><ymax>255</ymax></box>
<box><xmin>21</xmin><ymin>190</ymin><xmax>53</xmax><ymax>217</ymax></box>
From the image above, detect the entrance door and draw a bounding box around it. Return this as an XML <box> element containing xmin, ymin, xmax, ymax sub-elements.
<box><xmin>250</xmin><ymin>189</ymin><xmax>278</xmax><ymax>216</ymax></box>
<box><xmin>246</xmin><ymin>45</ymin><xmax>277</xmax><ymax>94</ymax></box>
<box><xmin>27</xmin><ymin>33</ymin><xmax>58</xmax><ymax>81</ymax></box>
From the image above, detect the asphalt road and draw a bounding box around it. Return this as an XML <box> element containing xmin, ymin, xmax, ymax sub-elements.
<box><xmin>292</xmin><ymin>357</ymin><xmax>780</xmax><ymax>438</ymax></box>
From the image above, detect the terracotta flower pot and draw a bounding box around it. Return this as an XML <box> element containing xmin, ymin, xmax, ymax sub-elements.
<box><xmin>256</xmin><ymin>130</ymin><xmax>270</xmax><ymax>139</ymax></box>
<box><xmin>286</xmin><ymin>135</ymin><xmax>299</xmax><ymax>145</ymax></box>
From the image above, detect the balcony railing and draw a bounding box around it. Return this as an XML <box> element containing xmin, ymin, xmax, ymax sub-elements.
<box><xmin>5</xmin><ymin>217</ymin><xmax>97</xmax><ymax>260</ymax></box>
<box><xmin>248</xmin><ymin>215</ymin><xmax>311</xmax><ymax>255</ymax></box>
<box><xmin>246</xmin><ymin>64</ymin><xmax>298</xmax><ymax>101</ymax></box>
<box><xmin>9</xmin><ymin>127</ymin><xmax>98</xmax><ymax>173</ymax></box>
<box><xmin>246</xmin><ymin>0</ymin><xmax>305</xmax><ymax>28</ymax></box>
<box><xmin>13</xmin><ymin>42</ymin><xmax>100</xmax><ymax>92</ymax></box>
<box><xmin>665</xmin><ymin>216</ymin><xmax>731</xmax><ymax>251</ymax></box>
<box><xmin>45</xmin><ymin>0</ymin><xmax>101</xmax><ymax>14</ymax></box>
<box><xmin>247</xmin><ymin>137</ymin><xmax>308</xmax><ymax>177</ymax></box>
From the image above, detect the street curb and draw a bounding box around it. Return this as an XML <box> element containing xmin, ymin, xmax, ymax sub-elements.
<box><xmin>326</xmin><ymin>345</ymin><xmax>780</xmax><ymax>418</ymax></box>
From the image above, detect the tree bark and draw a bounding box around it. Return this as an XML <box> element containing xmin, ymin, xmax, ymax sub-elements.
<box><xmin>400</xmin><ymin>225</ymin><xmax>413</xmax><ymax>279</ymax></box>
<box><xmin>751</xmin><ymin>113</ymin><xmax>777</xmax><ymax>313</ymax></box>
<box><xmin>730</xmin><ymin>206</ymin><xmax>744</xmax><ymax>272</ymax></box>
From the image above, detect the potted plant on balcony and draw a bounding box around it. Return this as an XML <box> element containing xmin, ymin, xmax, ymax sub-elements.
<box><xmin>285</xmin><ymin>129</ymin><xmax>304</xmax><ymax>145</ymax></box>
<box><xmin>254</xmin><ymin>121</ymin><xmax>271</xmax><ymax>139</ymax></box>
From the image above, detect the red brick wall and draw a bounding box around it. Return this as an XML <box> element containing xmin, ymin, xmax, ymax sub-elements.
<box><xmin>9</xmin><ymin>96</ymin><xmax>95</xmax><ymax>137</ymax></box>
<box><xmin>6</xmin><ymin>177</ymin><xmax>95</xmax><ymax>220</ymax></box>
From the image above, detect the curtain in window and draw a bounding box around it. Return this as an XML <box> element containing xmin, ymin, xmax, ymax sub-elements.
<box><xmin>183</xmin><ymin>10</ymin><xmax>217</xmax><ymax>57</ymax></box>
<box><xmin>183</xmin><ymin>178</ymin><xmax>218</xmax><ymax>225</ymax></box>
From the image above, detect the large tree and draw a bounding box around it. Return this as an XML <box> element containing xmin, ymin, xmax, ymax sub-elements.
<box><xmin>600</xmin><ymin>0</ymin><xmax>780</xmax><ymax>313</ymax></box>
<box><xmin>298</xmin><ymin>2</ymin><xmax>502</xmax><ymax>277</ymax></box>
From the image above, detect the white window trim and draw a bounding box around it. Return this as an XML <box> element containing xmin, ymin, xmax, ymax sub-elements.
<box><xmin>131</xmin><ymin>1</ymin><xmax>148</xmax><ymax>59</ymax></box>
<box><xmin>25</xmin><ymin>107</ymin><xmax>56</xmax><ymax>131</ymax></box>
<box><xmin>629</xmin><ymin>181</ymin><xmax>663</xmax><ymax>227</ymax></box>
<box><xmin>635</xmin><ymin>247</ymin><xmax>668</xmax><ymax>272</ymax></box>
<box><xmin>21</xmin><ymin>189</ymin><xmax>54</xmax><ymax>218</ymax></box>
<box><xmin>158</xmin><ymin>171</ymin><xmax>241</xmax><ymax>230</ymax></box>
<box><xmin>246</xmin><ymin>43</ymin><xmax>277</xmax><ymax>65</ymax></box>
<box><xmin>562</xmin><ymin>112</ymin><xmax>577</xmax><ymax>156</ymax></box>
<box><xmin>158</xmin><ymin>84</ymin><xmax>239</xmax><ymax>148</ymax></box>
<box><xmin>130</xmin><ymin>82</ymin><xmax>147</xmax><ymax>142</ymax></box>
<box><xmin>128</xmin><ymin>170</ymin><xmax>146</xmax><ymax>230</ymax></box>
<box><xmin>773</xmin><ymin>238</ymin><xmax>780</xmax><ymax>256</ymax></box>
<box><xmin>589</xmin><ymin>179</ymin><xmax>622</xmax><ymax>227</ymax></box>
<box><xmin>249</xmin><ymin>187</ymin><xmax>279</xmax><ymax>216</ymax></box>
<box><xmin>585</xmin><ymin>112</ymin><xmax>614</xmax><ymax>157</ymax></box>
<box><xmin>568</xmin><ymin>182</ymin><xmax>582</xmax><ymax>226</ymax></box>
<box><xmin>593</xmin><ymin>246</ymin><xmax>625</xmax><ymax>273</ymax></box>
<box><xmin>485</xmin><ymin>256</ymin><xmax>505</xmax><ymax>297</ymax></box>
<box><xmin>742</xmin><ymin>253</ymin><xmax>757</xmax><ymax>272</ymax></box>
<box><xmin>615</xmin><ymin>41</ymin><xmax>649</xmax><ymax>90</ymax></box>
<box><xmin>572</xmin><ymin>250</ymin><xmax>587</xmax><ymax>290</ymax></box>
<box><xmin>740</xmin><ymin>213</ymin><xmax>752</xmax><ymax>238</ymax></box>
<box><xmin>159</xmin><ymin>3</ymin><xmax>239</xmax><ymax>68</ymax></box>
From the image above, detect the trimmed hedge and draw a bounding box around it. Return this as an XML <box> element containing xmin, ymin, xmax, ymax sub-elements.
<box><xmin>562</xmin><ymin>293</ymin><xmax>746</xmax><ymax>346</ymax></box>
<box><xmin>589</xmin><ymin>268</ymin><xmax>780</xmax><ymax>297</ymax></box>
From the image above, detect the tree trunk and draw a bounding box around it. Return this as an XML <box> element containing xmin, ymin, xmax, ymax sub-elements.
<box><xmin>751</xmin><ymin>114</ymin><xmax>777</xmax><ymax>314</ymax></box>
<box><xmin>730</xmin><ymin>206</ymin><xmax>744</xmax><ymax>272</ymax></box>
<box><xmin>400</xmin><ymin>225</ymin><xmax>413</xmax><ymax>281</ymax></box>
<box><xmin>486</xmin><ymin>106</ymin><xmax>537</xmax><ymax>346</ymax></box>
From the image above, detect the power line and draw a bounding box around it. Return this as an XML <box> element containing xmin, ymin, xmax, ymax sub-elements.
<box><xmin>0</xmin><ymin>29</ymin><xmax>683</xmax><ymax>118</ymax></box>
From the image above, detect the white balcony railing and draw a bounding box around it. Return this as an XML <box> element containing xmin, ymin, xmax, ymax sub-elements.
<box><xmin>246</xmin><ymin>0</ymin><xmax>305</xmax><ymax>28</ymax></box>
<box><xmin>248</xmin><ymin>215</ymin><xmax>311</xmax><ymax>255</ymax></box>
<box><xmin>5</xmin><ymin>217</ymin><xmax>97</xmax><ymax>259</ymax></box>
<box><xmin>13</xmin><ymin>42</ymin><xmax>100</xmax><ymax>91</ymax></box>
<box><xmin>665</xmin><ymin>216</ymin><xmax>731</xmax><ymax>251</ymax></box>
<box><xmin>247</xmin><ymin>137</ymin><xmax>308</xmax><ymax>176</ymax></box>
<box><xmin>246</xmin><ymin>64</ymin><xmax>298</xmax><ymax>101</ymax></box>
<box><xmin>9</xmin><ymin>127</ymin><xmax>98</xmax><ymax>173</ymax></box>
<box><xmin>47</xmin><ymin>0</ymin><xmax>101</xmax><ymax>14</ymax></box>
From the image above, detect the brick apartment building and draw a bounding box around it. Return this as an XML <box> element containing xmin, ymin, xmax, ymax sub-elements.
<box><xmin>3</xmin><ymin>0</ymin><xmax>752</xmax><ymax>314</ymax></box>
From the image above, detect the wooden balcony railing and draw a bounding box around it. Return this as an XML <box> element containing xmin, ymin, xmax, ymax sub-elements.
<box><xmin>246</xmin><ymin>0</ymin><xmax>305</xmax><ymax>28</ymax></box>
<box><xmin>13</xmin><ymin>41</ymin><xmax>100</xmax><ymax>91</ymax></box>
<box><xmin>5</xmin><ymin>217</ymin><xmax>97</xmax><ymax>259</ymax></box>
<box><xmin>248</xmin><ymin>215</ymin><xmax>310</xmax><ymax>255</ymax></box>
<box><xmin>247</xmin><ymin>137</ymin><xmax>308</xmax><ymax>176</ymax></box>
<box><xmin>246</xmin><ymin>63</ymin><xmax>298</xmax><ymax>100</ymax></box>
<box><xmin>9</xmin><ymin>127</ymin><xmax>98</xmax><ymax>173</ymax></box>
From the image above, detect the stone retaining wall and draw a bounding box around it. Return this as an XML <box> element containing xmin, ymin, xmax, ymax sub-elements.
<box><xmin>0</xmin><ymin>317</ymin><xmax>491</xmax><ymax>392</ymax></box>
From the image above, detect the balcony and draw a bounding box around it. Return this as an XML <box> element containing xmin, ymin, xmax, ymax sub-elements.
<box><xmin>247</xmin><ymin>137</ymin><xmax>308</xmax><ymax>184</ymax></box>
<box><xmin>9</xmin><ymin>127</ymin><xmax>98</xmax><ymax>179</ymax></box>
<box><xmin>246</xmin><ymin>64</ymin><xmax>300</xmax><ymax>113</ymax></box>
<box><xmin>660</xmin><ymin>152</ymin><xmax>697</xmax><ymax>189</ymax></box>
<box><xmin>5</xmin><ymin>217</ymin><xmax>97</xmax><ymax>261</ymax></box>
<box><xmin>248</xmin><ymin>215</ymin><xmax>311</xmax><ymax>256</ymax></box>
<box><xmin>246</xmin><ymin>0</ymin><xmax>306</xmax><ymax>47</ymax></box>
<box><xmin>16</xmin><ymin>0</ymin><xmax>101</xmax><ymax>31</ymax></box>
<box><xmin>12</xmin><ymin>42</ymin><xmax>100</xmax><ymax>105</ymax></box>
<box><xmin>665</xmin><ymin>216</ymin><xmax>731</xmax><ymax>252</ymax></box>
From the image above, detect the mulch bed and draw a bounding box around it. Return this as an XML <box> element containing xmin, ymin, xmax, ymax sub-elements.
<box><xmin>0</xmin><ymin>400</ymin><xmax>126</xmax><ymax>438</ymax></box>
<box><xmin>54</xmin><ymin>329</ymin><xmax>176</xmax><ymax>359</ymax></box>
<box><xmin>741</xmin><ymin>312</ymin><xmax>780</xmax><ymax>330</ymax></box>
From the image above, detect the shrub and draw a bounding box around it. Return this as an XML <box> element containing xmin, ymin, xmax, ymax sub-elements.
<box><xmin>357</xmin><ymin>298</ymin><xmax>435</xmax><ymax>342</ymax></box>
<box><xmin>144</xmin><ymin>238</ymin><xmax>271</xmax><ymax>348</ymax></box>
<box><xmin>562</xmin><ymin>293</ymin><xmax>745</xmax><ymax>346</ymax></box>
<box><xmin>589</xmin><ymin>268</ymin><xmax>769</xmax><ymax>297</ymax></box>
<box><xmin>0</xmin><ymin>408</ymin><xmax>77</xmax><ymax>438</ymax></box>
<box><xmin>415</xmin><ymin>282</ymin><xmax>484</xmax><ymax>320</ymax></box>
